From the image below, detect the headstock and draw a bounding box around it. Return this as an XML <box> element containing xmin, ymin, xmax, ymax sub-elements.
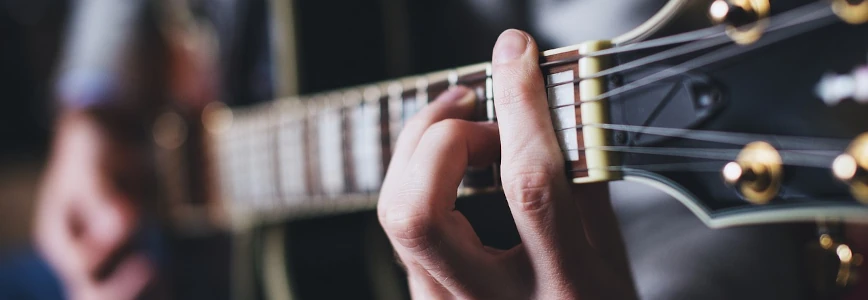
<box><xmin>547</xmin><ymin>0</ymin><xmax>868</xmax><ymax>227</ymax></box>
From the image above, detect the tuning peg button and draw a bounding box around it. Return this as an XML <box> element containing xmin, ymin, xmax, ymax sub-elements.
<box><xmin>722</xmin><ymin>141</ymin><xmax>782</xmax><ymax>204</ymax></box>
<box><xmin>708</xmin><ymin>0</ymin><xmax>770</xmax><ymax>45</ymax></box>
<box><xmin>710</xmin><ymin>0</ymin><xmax>757</xmax><ymax>26</ymax></box>
<box><xmin>832</xmin><ymin>0</ymin><xmax>868</xmax><ymax>24</ymax></box>
<box><xmin>833</xmin><ymin>133</ymin><xmax>868</xmax><ymax>203</ymax></box>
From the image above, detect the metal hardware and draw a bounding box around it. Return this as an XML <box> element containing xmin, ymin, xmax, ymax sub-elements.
<box><xmin>833</xmin><ymin>133</ymin><xmax>868</xmax><ymax>203</ymax></box>
<box><xmin>722</xmin><ymin>141</ymin><xmax>782</xmax><ymax>204</ymax></box>
<box><xmin>709</xmin><ymin>0</ymin><xmax>770</xmax><ymax>45</ymax></box>
<box><xmin>832</xmin><ymin>0</ymin><xmax>868</xmax><ymax>24</ymax></box>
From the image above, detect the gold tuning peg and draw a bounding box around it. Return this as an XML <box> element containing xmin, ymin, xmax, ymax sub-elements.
<box><xmin>722</xmin><ymin>141</ymin><xmax>782</xmax><ymax>204</ymax></box>
<box><xmin>708</xmin><ymin>0</ymin><xmax>770</xmax><ymax>45</ymax></box>
<box><xmin>832</xmin><ymin>133</ymin><xmax>868</xmax><ymax>203</ymax></box>
<box><xmin>832</xmin><ymin>0</ymin><xmax>868</xmax><ymax>24</ymax></box>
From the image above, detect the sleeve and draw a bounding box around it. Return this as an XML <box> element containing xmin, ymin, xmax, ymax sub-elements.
<box><xmin>55</xmin><ymin>0</ymin><xmax>144</xmax><ymax>110</ymax></box>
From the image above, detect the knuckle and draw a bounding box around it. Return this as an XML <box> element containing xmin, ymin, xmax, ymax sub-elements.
<box><xmin>417</xmin><ymin>120</ymin><xmax>467</xmax><ymax>152</ymax></box>
<box><xmin>502</xmin><ymin>163</ymin><xmax>559</xmax><ymax>213</ymax></box>
<box><xmin>378</xmin><ymin>192</ymin><xmax>436</xmax><ymax>252</ymax></box>
<box><xmin>424</xmin><ymin>119</ymin><xmax>465</xmax><ymax>140</ymax></box>
<box><xmin>392</xmin><ymin>114</ymin><xmax>440</xmax><ymax>152</ymax></box>
<box><xmin>403</xmin><ymin>102</ymin><xmax>466</xmax><ymax>136</ymax></box>
<box><xmin>401</xmin><ymin>114</ymin><xmax>435</xmax><ymax>136</ymax></box>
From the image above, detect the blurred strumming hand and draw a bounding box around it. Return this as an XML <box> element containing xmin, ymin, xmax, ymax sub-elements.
<box><xmin>34</xmin><ymin>112</ymin><xmax>152</xmax><ymax>300</ymax></box>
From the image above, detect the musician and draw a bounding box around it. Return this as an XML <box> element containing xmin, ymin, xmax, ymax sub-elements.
<box><xmin>28</xmin><ymin>1</ymin><xmax>160</xmax><ymax>298</ymax></box>
<box><xmin>19</xmin><ymin>0</ymin><xmax>866</xmax><ymax>300</ymax></box>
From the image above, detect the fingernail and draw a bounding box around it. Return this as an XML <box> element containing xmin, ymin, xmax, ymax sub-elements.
<box><xmin>456</xmin><ymin>88</ymin><xmax>476</xmax><ymax>108</ymax></box>
<box><xmin>493</xmin><ymin>29</ymin><xmax>528</xmax><ymax>63</ymax></box>
<box><xmin>439</xmin><ymin>86</ymin><xmax>475</xmax><ymax>107</ymax></box>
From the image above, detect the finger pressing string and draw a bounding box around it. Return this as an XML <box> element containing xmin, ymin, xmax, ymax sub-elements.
<box><xmin>381</xmin><ymin>120</ymin><xmax>505</xmax><ymax>297</ymax></box>
<box><xmin>382</xmin><ymin>86</ymin><xmax>476</xmax><ymax>183</ymax></box>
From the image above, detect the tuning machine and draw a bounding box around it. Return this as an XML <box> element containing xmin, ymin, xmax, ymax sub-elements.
<box><xmin>832</xmin><ymin>0</ymin><xmax>868</xmax><ymax>24</ymax></box>
<box><xmin>708</xmin><ymin>0</ymin><xmax>770</xmax><ymax>45</ymax></box>
<box><xmin>722</xmin><ymin>141</ymin><xmax>783</xmax><ymax>204</ymax></box>
<box><xmin>833</xmin><ymin>133</ymin><xmax>868</xmax><ymax>203</ymax></box>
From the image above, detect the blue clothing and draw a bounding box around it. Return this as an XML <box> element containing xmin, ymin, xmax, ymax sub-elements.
<box><xmin>0</xmin><ymin>248</ymin><xmax>63</xmax><ymax>300</ymax></box>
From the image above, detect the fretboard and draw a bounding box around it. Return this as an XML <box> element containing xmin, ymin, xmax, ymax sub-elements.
<box><xmin>211</xmin><ymin>42</ymin><xmax>618</xmax><ymax>226</ymax></box>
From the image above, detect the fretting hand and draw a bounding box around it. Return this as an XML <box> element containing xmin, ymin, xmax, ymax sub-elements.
<box><xmin>377</xmin><ymin>29</ymin><xmax>636</xmax><ymax>299</ymax></box>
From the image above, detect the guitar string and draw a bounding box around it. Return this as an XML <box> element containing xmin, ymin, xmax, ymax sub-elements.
<box><xmin>560</xmin><ymin>146</ymin><xmax>837</xmax><ymax>168</ymax></box>
<box><xmin>567</xmin><ymin>162</ymin><xmax>825</xmax><ymax>175</ymax></box>
<box><xmin>227</xmin><ymin>121</ymin><xmax>845</xmax><ymax>169</ymax></box>
<box><xmin>568</xmin><ymin>162</ymin><xmax>729</xmax><ymax>173</ymax></box>
<box><xmin>227</xmin><ymin>3</ymin><xmax>831</xmax><ymax>122</ymax></box>
<box><xmin>538</xmin><ymin>25</ymin><xmax>728</xmax><ymax>68</ymax></box>
<box><xmin>556</xmin><ymin>123</ymin><xmax>851</xmax><ymax>150</ymax></box>
<box><xmin>543</xmin><ymin>1</ymin><xmax>830</xmax><ymax>89</ymax></box>
<box><xmin>549</xmin><ymin>5</ymin><xmax>844</xmax><ymax>175</ymax></box>
<box><xmin>229</xmin><ymin>2</ymin><xmax>831</xmax><ymax>171</ymax></box>
<box><xmin>548</xmin><ymin>4</ymin><xmax>837</xmax><ymax>109</ymax></box>
<box><xmin>222</xmin><ymin>4</ymin><xmax>847</xmax><ymax>210</ymax></box>
<box><xmin>257</xmin><ymin>1</ymin><xmax>825</xmax><ymax>109</ymax></box>
<box><xmin>229</xmin><ymin>114</ymin><xmax>849</xmax><ymax>170</ymax></box>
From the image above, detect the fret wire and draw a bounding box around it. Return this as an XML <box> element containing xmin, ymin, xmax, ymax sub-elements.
<box><xmin>207</xmin><ymin>1</ymin><xmax>841</xmax><ymax>221</ymax></box>
<box><xmin>266</xmin><ymin>106</ymin><xmax>282</xmax><ymax>208</ymax></box>
<box><xmin>388</xmin><ymin>82</ymin><xmax>404</xmax><ymax>154</ymax></box>
<box><xmin>379</xmin><ymin>91</ymin><xmax>392</xmax><ymax>184</ymax></box>
<box><xmin>217</xmin><ymin>62</ymin><xmax>494</xmax><ymax>219</ymax></box>
<box><xmin>306</xmin><ymin>101</ymin><xmax>322</xmax><ymax>198</ymax></box>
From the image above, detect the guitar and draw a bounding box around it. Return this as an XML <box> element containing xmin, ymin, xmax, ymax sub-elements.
<box><xmin>152</xmin><ymin>0</ymin><xmax>868</xmax><ymax>297</ymax></box>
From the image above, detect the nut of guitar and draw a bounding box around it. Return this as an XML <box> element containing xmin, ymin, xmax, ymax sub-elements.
<box><xmin>541</xmin><ymin>40</ymin><xmax>622</xmax><ymax>184</ymax></box>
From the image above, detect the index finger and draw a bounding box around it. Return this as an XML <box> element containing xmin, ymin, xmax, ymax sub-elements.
<box><xmin>491</xmin><ymin>29</ymin><xmax>590</xmax><ymax>257</ymax></box>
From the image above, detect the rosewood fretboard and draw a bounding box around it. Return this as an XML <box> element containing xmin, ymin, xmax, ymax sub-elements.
<box><xmin>211</xmin><ymin>45</ymin><xmax>606</xmax><ymax>226</ymax></box>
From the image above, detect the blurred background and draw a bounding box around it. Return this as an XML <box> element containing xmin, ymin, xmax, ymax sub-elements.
<box><xmin>0</xmin><ymin>0</ymin><xmax>516</xmax><ymax>252</ymax></box>
<box><xmin>0</xmin><ymin>0</ymin><xmax>62</xmax><ymax>250</ymax></box>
